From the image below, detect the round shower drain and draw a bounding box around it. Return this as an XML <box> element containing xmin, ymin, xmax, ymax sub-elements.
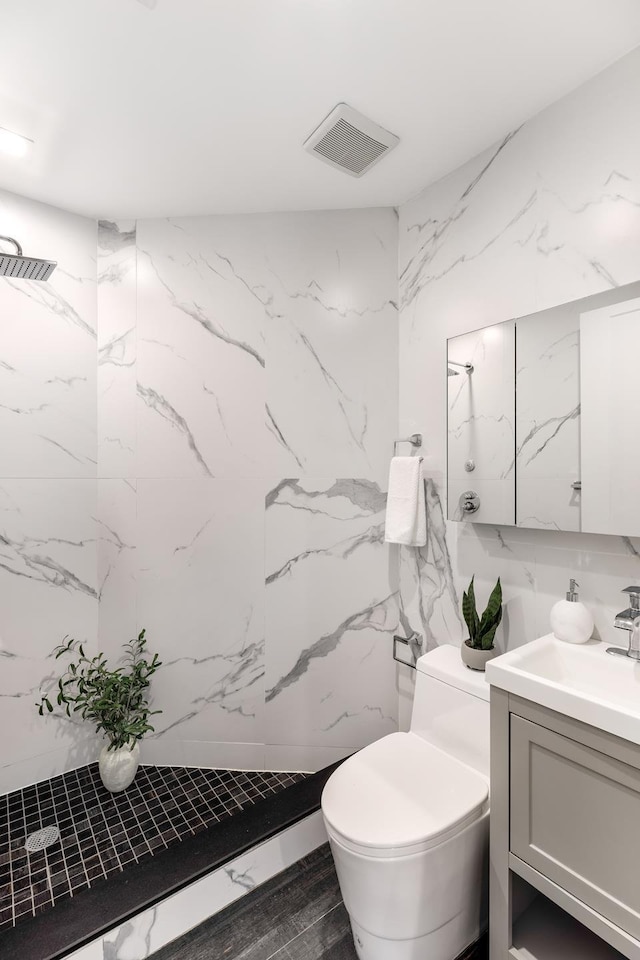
<box><xmin>25</xmin><ymin>825</ymin><xmax>60</xmax><ymax>853</ymax></box>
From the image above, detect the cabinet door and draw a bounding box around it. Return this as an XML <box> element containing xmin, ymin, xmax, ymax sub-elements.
<box><xmin>510</xmin><ymin>715</ymin><xmax>640</xmax><ymax>939</ymax></box>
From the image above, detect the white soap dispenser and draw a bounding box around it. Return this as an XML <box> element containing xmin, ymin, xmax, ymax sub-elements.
<box><xmin>550</xmin><ymin>579</ymin><xmax>594</xmax><ymax>644</ymax></box>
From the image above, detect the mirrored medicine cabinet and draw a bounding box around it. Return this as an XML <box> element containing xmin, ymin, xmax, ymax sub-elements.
<box><xmin>447</xmin><ymin>279</ymin><xmax>640</xmax><ymax>535</ymax></box>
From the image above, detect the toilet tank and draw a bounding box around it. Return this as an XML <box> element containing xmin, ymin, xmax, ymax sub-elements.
<box><xmin>410</xmin><ymin>645</ymin><xmax>490</xmax><ymax>779</ymax></box>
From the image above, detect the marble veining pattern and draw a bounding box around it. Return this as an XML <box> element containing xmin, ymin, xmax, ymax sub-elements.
<box><xmin>0</xmin><ymin>191</ymin><xmax>97</xmax><ymax>479</ymax></box>
<box><xmin>2</xmin><ymin>200</ymin><xmax>399</xmax><ymax>787</ymax></box>
<box><xmin>98</xmin><ymin>220</ymin><xmax>137</xmax><ymax>479</ymax></box>
<box><xmin>133</xmin><ymin>212</ymin><xmax>397</xmax><ymax>483</ymax></box>
<box><xmin>130</xmin><ymin>210</ymin><xmax>397</xmax><ymax>770</ymax></box>
<box><xmin>397</xmin><ymin>44</ymin><xmax>640</xmax><ymax>721</ymax></box>
<box><xmin>0</xmin><ymin>192</ymin><xmax>99</xmax><ymax>790</ymax></box>
<box><xmin>265</xmin><ymin>478</ymin><xmax>397</xmax><ymax>750</ymax></box>
<box><xmin>135</xmin><ymin>217</ymin><xmax>267</xmax><ymax>480</ymax></box>
<box><xmin>132</xmin><ymin>478</ymin><xmax>266</xmax><ymax>754</ymax></box>
<box><xmin>0</xmin><ymin>480</ymin><xmax>98</xmax><ymax>792</ymax></box>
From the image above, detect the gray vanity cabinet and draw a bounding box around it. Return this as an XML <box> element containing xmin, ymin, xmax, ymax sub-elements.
<box><xmin>490</xmin><ymin>690</ymin><xmax>640</xmax><ymax>960</ymax></box>
<box><xmin>510</xmin><ymin>715</ymin><xmax>640</xmax><ymax>938</ymax></box>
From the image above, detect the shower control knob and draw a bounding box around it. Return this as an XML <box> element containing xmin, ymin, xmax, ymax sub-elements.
<box><xmin>464</xmin><ymin>460</ymin><xmax>475</xmax><ymax>473</ymax></box>
<box><xmin>460</xmin><ymin>491</ymin><xmax>480</xmax><ymax>515</ymax></box>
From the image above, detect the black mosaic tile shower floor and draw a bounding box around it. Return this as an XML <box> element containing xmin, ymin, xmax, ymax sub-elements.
<box><xmin>0</xmin><ymin>763</ymin><xmax>306</xmax><ymax>932</ymax></box>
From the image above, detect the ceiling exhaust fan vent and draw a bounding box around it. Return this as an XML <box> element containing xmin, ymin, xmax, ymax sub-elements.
<box><xmin>304</xmin><ymin>103</ymin><xmax>399</xmax><ymax>178</ymax></box>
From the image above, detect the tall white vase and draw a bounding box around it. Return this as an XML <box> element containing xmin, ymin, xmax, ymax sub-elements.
<box><xmin>99</xmin><ymin>741</ymin><xmax>140</xmax><ymax>793</ymax></box>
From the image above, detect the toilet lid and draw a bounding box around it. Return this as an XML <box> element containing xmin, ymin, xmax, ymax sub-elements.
<box><xmin>321</xmin><ymin>732</ymin><xmax>488</xmax><ymax>856</ymax></box>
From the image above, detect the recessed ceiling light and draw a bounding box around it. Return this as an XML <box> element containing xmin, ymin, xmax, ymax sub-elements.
<box><xmin>0</xmin><ymin>126</ymin><xmax>33</xmax><ymax>159</ymax></box>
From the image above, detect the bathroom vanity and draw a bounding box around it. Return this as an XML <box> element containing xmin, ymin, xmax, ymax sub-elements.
<box><xmin>487</xmin><ymin>636</ymin><xmax>640</xmax><ymax>960</ymax></box>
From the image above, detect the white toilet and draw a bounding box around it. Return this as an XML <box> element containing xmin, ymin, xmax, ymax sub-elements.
<box><xmin>321</xmin><ymin>645</ymin><xmax>490</xmax><ymax>960</ymax></box>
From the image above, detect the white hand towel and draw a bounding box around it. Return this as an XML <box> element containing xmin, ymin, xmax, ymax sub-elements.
<box><xmin>384</xmin><ymin>457</ymin><xmax>427</xmax><ymax>546</ymax></box>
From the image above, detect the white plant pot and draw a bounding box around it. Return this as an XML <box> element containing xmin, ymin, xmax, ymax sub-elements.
<box><xmin>99</xmin><ymin>740</ymin><xmax>140</xmax><ymax>793</ymax></box>
<box><xmin>460</xmin><ymin>640</ymin><xmax>498</xmax><ymax>672</ymax></box>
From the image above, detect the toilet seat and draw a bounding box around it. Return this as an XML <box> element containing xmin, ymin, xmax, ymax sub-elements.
<box><xmin>322</xmin><ymin>731</ymin><xmax>489</xmax><ymax>859</ymax></box>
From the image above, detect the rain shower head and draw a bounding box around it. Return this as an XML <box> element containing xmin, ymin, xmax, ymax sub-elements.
<box><xmin>0</xmin><ymin>235</ymin><xmax>57</xmax><ymax>281</ymax></box>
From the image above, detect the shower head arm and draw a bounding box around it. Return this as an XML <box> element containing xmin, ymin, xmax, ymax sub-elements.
<box><xmin>0</xmin><ymin>235</ymin><xmax>23</xmax><ymax>256</ymax></box>
<box><xmin>0</xmin><ymin>235</ymin><xmax>56</xmax><ymax>281</ymax></box>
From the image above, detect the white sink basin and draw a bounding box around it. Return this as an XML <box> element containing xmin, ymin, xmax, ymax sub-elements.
<box><xmin>485</xmin><ymin>634</ymin><xmax>640</xmax><ymax>745</ymax></box>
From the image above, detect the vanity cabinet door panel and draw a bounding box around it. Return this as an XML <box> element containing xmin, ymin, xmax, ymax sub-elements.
<box><xmin>510</xmin><ymin>715</ymin><xmax>640</xmax><ymax>939</ymax></box>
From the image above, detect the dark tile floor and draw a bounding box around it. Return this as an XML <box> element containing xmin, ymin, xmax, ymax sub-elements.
<box><xmin>0</xmin><ymin>763</ymin><xmax>305</xmax><ymax>933</ymax></box>
<box><xmin>152</xmin><ymin>843</ymin><xmax>488</xmax><ymax>960</ymax></box>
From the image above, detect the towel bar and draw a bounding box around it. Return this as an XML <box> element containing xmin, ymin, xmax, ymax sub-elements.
<box><xmin>393</xmin><ymin>433</ymin><xmax>422</xmax><ymax>456</ymax></box>
<box><xmin>393</xmin><ymin>632</ymin><xmax>424</xmax><ymax>668</ymax></box>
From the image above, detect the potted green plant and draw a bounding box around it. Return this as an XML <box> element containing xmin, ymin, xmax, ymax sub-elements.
<box><xmin>461</xmin><ymin>576</ymin><xmax>503</xmax><ymax>671</ymax></box>
<box><xmin>36</xmin><ymin>630</ymin><xmax>162</xmax><ymax>793</ymax></box>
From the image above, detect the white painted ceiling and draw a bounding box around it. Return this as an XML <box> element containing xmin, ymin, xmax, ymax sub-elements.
<box><xmin>0</xmin><ymin>0</ymin><xmax>639</xmax><ymax>219</ymax></box>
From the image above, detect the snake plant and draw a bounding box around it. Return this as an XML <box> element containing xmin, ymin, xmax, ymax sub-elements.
<box><xmin>462</xmin><ymin>576</ymin><xmax>503</xmax><ymax>650</ymax></box>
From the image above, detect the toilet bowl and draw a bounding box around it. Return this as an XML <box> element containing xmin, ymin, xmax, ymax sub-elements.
<box><xmin>321</xmin><ymin>645</ymin><xmax>490</xmax><ymax>960</ymax></box>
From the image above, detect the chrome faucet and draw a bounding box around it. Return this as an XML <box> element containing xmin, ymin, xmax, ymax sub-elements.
<box><xmin>607</xmin><ymin>586</ymin><xmax>640</xmax><ymax>660</ymax></box>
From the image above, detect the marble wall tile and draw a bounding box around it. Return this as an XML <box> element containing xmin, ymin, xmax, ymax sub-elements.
<box><xmin>129</xmin><ymin>210</ymin><xmax>398</xmax><ymax>770</ymax></box>
<box><xmin>397</xmin><ymin>44</ymin><xmax>640</xmax><ymax>723</ymax></box>
<box><xmin>135</xmin><ymin>216</ymin><xmax>267</xmax><ymax>479</ymax></box>
<box><xmin>136</xmin><ymin>478</ymin><xmax>265</xmax><ymax>751</ymax></box>
<box><xmin>135</xmin><ymin>210</ymin><xmax>398</xmax><ymax>485</ymax></box>
<box><xmin>0</xmin><ymin>189</ymin><xmax>99</xmax><ymax>789</ymax></box>
<box><xmin>534</xmin><ymin>48</ymin><xmax>640</xmax><ymax>309</ymax></box>
<box><xmin>263</xmin><ymin>210</ymin><xmax>398</xmax><ymax>486</ymax></box>
<box><xmin>264</xmin><ymin>478</ymin><xmax>397</xmax><ymax>751</ymax></box>
<box><xmin>97</xmin><ymin>478</ymin><xmax>137</xmax><ymax>651</ymax></box>
<box><xmin>532</xmin><ymin>541</ymin><xmax>640</xmax><ymax>648</ymax></box>
<box><xmin>397</xmin><ymin>479</ymin><xmax>462</xmax><ymax>653</ymax></box>
<box><xmin>0</xmin><ymin>479</ymin><xmax>98</xmax><ymax>791</ymax></box>
<box><xmin>97</xmin><ymin>220</ymin><xmax>137</xmax><ymax>478</ymax></box>
<box><xmin>0</xmin><ymin>189</ymin><xmax>97</xmax><ymax>478</ymax></box>
<box><xmin>398</xmin><ymin>124</ymin><xmax>540</xmax><ymax>327</ymax></box>
<box><xmin>396</xmin><ymin>120</ymin><xmax>541</xmax><ymax>710</ymax></box>
<box><xmin>399</xmin><ymin>124</ymin><xmax>539</xmax><ymax>459</ymax></box>
<box><xmin>455</xmin><ymin>524</ymin><xmax>537</xmax><ymax>654</ymax></box>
